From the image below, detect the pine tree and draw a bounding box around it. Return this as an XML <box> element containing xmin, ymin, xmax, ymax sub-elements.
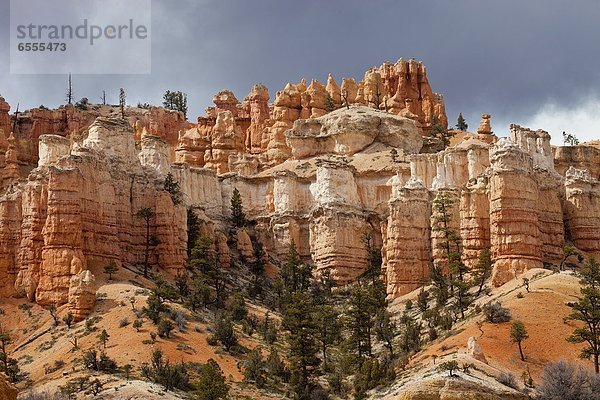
<box><xmin>456</xmin><ymin>113</ymin><xmax>468</xmax><ymax>131</ymax></box>
<box><xmin>196</xmin><ymin>359</ymin><xmax>229</xmax><ymax>399</ymax></box>
<box><xmin>567</xmin><ymin>257</ymin><xmax>600</xmax><ymax>373</ymax></box>
<box><xmin>280</xmin><ymin>241</ymin><xmax>312</xmax><ymax>297</ymax></box>
<box><xmin>430</xmin><ymin>114</ymin><xmax>453</xmax><ymax>149</ymax></box>
<box><xmin>119</xmin><ymin>88</ymin><xmax>126</xmax><ymax>119</ymax></box>
<box><xmin>98</xmin><ymin>329</ymin><xmax>110</xmax><ymax>349</ymax></box>
<box><xmin>163</xmin><ymin>90</ymin><xmax>188</xmax><ymax>120</ymax></box>
<box><xmin>347</xmin><ymin>284</ymin><xmax>374</xmax><ymax>362</ymax></box>
<box><xmin>511</xmin><ymin>321</ymin><xmax>528</xmax><ymax>361</ymax></box>
<box><xmin>230</xmin><ymin>188</ymin><xmax>246</xmax><ymax>228</ymax></box>
<box><xmin>282</xmin><ymin>291</ymin><xmax>320</xmax><ymax>399</ymax></box>
<box><xmin>104</xmin><ymin>260</ymin><xmax>118</xmax><ymax>280</ymax></box>
<box><xmin>473</xmin><ymin>248</ymin><xmax>493</xmax><ymax>296</ymax></box>
<box><xmin>135</xmin><ymin>207</ymin><xmax>156</xmax><ymax>278</ymax></box>
<box><xmin>163</xmin><ymin>173</ymin><xmax>182</xmax><ymax>205</ymax></box>
<box><xmin>314</xmin><ymin>303</ymin><xmax>341</xmax><ymax>372</ymax></box>
<box><xmin>186</xmin><ymin>208</ymin><xmax>200</xmax><ymax>259</ymax></box>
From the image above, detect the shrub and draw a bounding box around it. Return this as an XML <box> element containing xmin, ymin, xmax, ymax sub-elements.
<box><xmin>212</xmin><ymin>313</ymin><xmax>238</xmax><ymax>351</ymax></box>
<box><xmin>133</xmin><ymin>319</ymin><xmax>143</xmax><ymax>332</ymax></box>
<box><xmin>226</xmin><ymin>293</ymin><xmax>248</xmax><ymax>322</ymax></box>
<box><xmin>157</xmin><ymin>319</ymin><xmax>174</xmax><ymax>338</ymax></box>
<box><xmin>119</xmin><ymin>318</ymin><xmax>130</xmax><ymax>328</ymax></box>
<box><xmin>175</xmin><ymin>312</ymin><xmax>187</xmax><ymax>331</ymax></box>
<box><xmin>440</xmin><ymin>360</ymin><xmax>459</xmax><ymax>377</ymax></box>
<box><xmin>483</xmin><ymin>302</ymin><xmax>512</xmax><ymax>323</ymax></box>
<box><xmin>62</xmin><ymin>313</ymin><xmax>74</xmax><ymax>329</ymax></box>
<box><xmin>497</xmin><ymin>372</ymin><xmax>518</xmax><ymax>389</ymax></box>
<box><xmin>143</xmin><ymin>348</ymin><xmax>189</xmax><ymax>391</ymax></box>
<box><xmin>537</xmin><ymin>360</ymin><xmax>600</xmax><ymax>400</ymax></box>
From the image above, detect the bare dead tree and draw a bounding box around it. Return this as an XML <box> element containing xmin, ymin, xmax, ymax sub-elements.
<box><xmin>341</xmin><ymin>89</ymin><xmax>350</xmax><ymax>110</ymax></box>
<box><xmin>66</xmin><ymin>74</ymin><xmax>73</xmax><ymax>105</ymax></box>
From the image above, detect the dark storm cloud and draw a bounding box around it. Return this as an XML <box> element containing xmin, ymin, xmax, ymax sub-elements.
<box><xmin>2</xmin><ymin>0</ymin><xmax>600</xmax><ymax>141</ymax></box>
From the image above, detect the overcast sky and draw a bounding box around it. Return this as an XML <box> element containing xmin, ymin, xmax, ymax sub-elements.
<box><xmin>1</xmin><ymin>0</ymin><xmax>600</xmax><ymax>144</ymax></box>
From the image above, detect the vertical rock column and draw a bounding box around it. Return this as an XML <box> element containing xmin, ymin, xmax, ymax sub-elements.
<box><xmin>384</xmin><ymin>178</ymin><xmax>431</xmax><ymax>297</ymax></box>
<box><xmin>36</xmin><ymin>167</ymin><xmax>86</xmax><ymax>305</ymax></box>
<box><xmin>15</xmin><ymin>178</ymin><xmax>48</xmax><ymax>300</ymax></box>
<box><xmin>0</xmin><ymin>192</ymin><xmax>21</xmax><ymax>296</ymax></box>
<box><xmin>537</xmin><ymin>173</ymin><xmax>565</xmax><ymax>266</ymax></box>
<box><xmin>459</xmin><ymin>177</ymin><xmax>491</xmax><ymax>268</ymax></box>
<box><xmin>309</xmin><ymin>160</ymin><xmax>369</xmax><ymax>282</ymax></box>
<box><xmin>489</xmin><ymin>140</ymin><xmax>542</xmax><ymax>285</ymax></box>
<box><xmin>564</xmin><ymin>167</ymin><xmax>600</xmax><ymax>257</ymax></box>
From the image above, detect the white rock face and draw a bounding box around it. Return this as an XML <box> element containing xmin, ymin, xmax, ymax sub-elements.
<box><xmin>81</xmin><ymin>118</ymin><xmax>138</xmax><ymax>167</ymax></box>
<box><xmin>310</xmin><ymin>160</ymin><xmax>361</xmax><ymax>207</ymax></box>
<box><xmin>285</xmin><ymin>106</ymin><xmax>422</xmax><ymax>159</ymax></box>
<box><xmin>138</xmin><ymin>135</ymin><xmax>171</xmax><ymax>177</ymax></box>
<box><xmin>38</xmin><ymin>135</ymin><xmax>70</xmax><ymax>167</ymax></box>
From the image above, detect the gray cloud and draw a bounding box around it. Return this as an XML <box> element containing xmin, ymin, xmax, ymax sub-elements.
<box><xmin>1</xmin><ymin>0</ymin><xmax>600</xmax><ymax>142</ymax></box>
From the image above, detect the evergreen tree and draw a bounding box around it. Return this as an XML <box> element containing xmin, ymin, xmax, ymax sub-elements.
<box><xmin>98</xmin><ymin>329</ymin><xmax>110</xmax><ymax>349</ymax></box>
<box><xmin>430</xmin><ymin>114</ymin><xmax>453</xmax><ymax>149</ymax></box>
<box><xmin>186</xmin><ymin>208</ymin><xmax>200</xmax><ymax>259</ymax></box>
<box><xmin>510</xmin><ymin>321</ymin><xmax>528</xmax><ymax>361</ymax></box>
<box><xmin>432</xmin><ymin>192</ymin><xmax>472</xmax><ymax>319</ymax></box>
<box><xmin>280</xmin><ymin>241</ymin><xmax>312</xmax><ymax>296</ymax></box>
<box><xmin>567</xmin><ymin>257</ymin><xmax>600</xmax><ymax>373</ymax></box>
<box><xmin>196</xmin><ymin>359</ymin><xmax>229</xmax><ymax>400</ymax></box>
<box><xmin>282</xmin><ymin>291</ymin><xmax>320</xmax><ymax>399</ymax></box>
<box><xmin>163</xmin><ymin>172</ymin><xmax>182</xmax><ymax>205</ymax></box>
<box><xmin>230</xmin><ymin>188</ymin><xmax>246</xmax><ymax>228</ymax></box>
<box><xmin>103</xmin><ymin>259</ymin><xmax>118</xmax><ymax>280</ymax></box>
<box><xmin>473</xmin><ymin>248</ymin><xmax>493</xmax><ymax>296</ymax></box>
<box><xmin>456</xmin><ymin>113</ymin><xmax>468</xmax><ymax>131</ymax></box>
<box><xmin>347</xmin><ymin>284</ymin><xmax>374</xmax><ymax>361</ymax></box>
<box><xmin>136</xmin><ymin>207</ymin><xmax>157</xmax><ymax>278</ymax></box>
<box><xmin>314</xmin><ymin>302</ymin><xmax>341</xmax><ymax>372</ymax></box>
<box><xmin>163</xmin><ymin>90</ymin><xmax>188</xmax><ymax>120</ymax></box>
<box><xmin>398</xmin><ymin>310</ymin><xmax>422</xmax><ymax>354</ymax></box>
<box><xmin>325</xmin><ymin>93</ymin><xmax>335</xmax><ymax>112</ymax></box>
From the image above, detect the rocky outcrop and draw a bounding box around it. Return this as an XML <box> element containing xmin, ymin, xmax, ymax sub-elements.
<box><xmin>68</xmin><ymin>269</ymin><xmax>96</xmax><ymax>321</ymax></box>
<box><xmin>384</xmin><ymin>178</ymin><xmax>431</xmax><ymax>297</ymax></box>
<box><xmin>245</xmin><ymin>84</ymin><xmax>270</xmax><ymax>153</ymax></box>
<box><xmin>0</xmin><ymin>375</ymin><xmax>17</xmax><ymax>400</ymax></box>
<box><xmin>385</xmin><ymin>377</ymin><xmax>528</xmax><ymax>400</ymax></box>
<box><xmin>0</xmin><ymin>97</ymin><xmax>10</xmax><ymax>141</ymax></box>
<box><xmin>204</xmin><ymin>111</ymin><xmax>245</xmax><ymax>174</ymax></box>
<box><xmin>286</xmin><ymin>106</ymin><xmax>422</xmax><ymax>159</ymax></box>
<box><xmin>564</xmin><ymin>167</ymin><xmax>600</xmax><ymax>257</ymax></box>
<box><xmin>467</xmin><ymin>336</ymin><xmax>488</xmax><ymax>364</ymax></box>
<box><xmin>2</xmin><ymin>117</ymin><xmax>187</xmax><ymax>309</ymax></box>
<box><xmin>489</xmin><ymin>139</ymin><xmax>543</xmax><ymax>285</ymax></box>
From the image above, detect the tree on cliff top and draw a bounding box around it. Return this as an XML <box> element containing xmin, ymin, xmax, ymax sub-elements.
<box><xmin>456</xmin><ymin>113</ymin><xmax>468</xmax><ymax>131</ymax></box>
<box><xmin>431</xmin><ymin>114</ymin><xmax>453</xmax><ymax>149</ymax></box>
<box><xmin>230</xmin><ymin>188</ymin><xmax>246</xmax><ymax>228</ymax></box>
<box><xmin>163</xmin><ymin>90</ymin><xmax>188</xmax><ymax>120</ymax></box>
<box><xmin>65</xmin><ymin>73</ymin><xmax>73</xmax><ymax>105</ymax></box>
<box><xmin>567</xmin><ymin>257</ymin><xmax>600</xmax><ymax>373</ymax></box>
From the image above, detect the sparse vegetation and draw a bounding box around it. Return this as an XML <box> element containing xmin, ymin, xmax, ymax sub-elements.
<box><xmin>566</xmin><ymin>257</ymin><xmax>600</xmax><ymax>373</ymax></box>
